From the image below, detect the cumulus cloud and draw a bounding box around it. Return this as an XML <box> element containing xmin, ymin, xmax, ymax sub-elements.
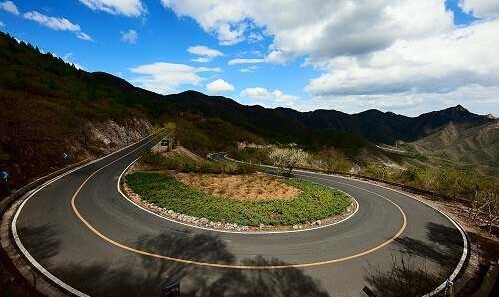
<box><xmin>187</xmin><ymin>45</ymin><xmax>223</xmax><ymax>62</ymax></box>
<box><xmin>162</xmin><ymin>0</ymin><xmax>499</xmax><ymax>114</ymax></box>
<box><xmin>161</xmin><ymin>0</ymin><xmax>453</xmax><ymax>62</ymax></box>
<box><xmin>130</xmin><ymin>62</ymin><xmax>220</xmax><ymax>94</ymax></box>
<box><xmin>459</xmin><ymin>0</ymin><xmax>499</xmax><ymax>18</ymax></box>
<box><xmin>0</xmin><ymin>1</ymin><xmax>18</xmax><ymax>15</ymax></box>
<box><xmin>240</xmin><ymin>87</ymin><xmax>298</xmax><ymax>107</ymax></box>
<box><xmin>121</xmin><ymin>29</ymin><xmax>138</xmax><ymax>44</ymax></box>
<box><xmin>206</xmin><ymin>79</ymin><xmax>235</xmax><ymax>92</ymax></box>
<box><xmin>79</xmin><ymin>0</ymin><xmax>145</xmax><ymax>17</ymax></box>
<box><xmin>23</xmin><ymin>11</ymin><xmax>93</xmax><ymax>41</ymax></box>
<box><xmin>306</xmin><ymin>21</ymin><xmax>499</xmax><ymax>97</ymax></box>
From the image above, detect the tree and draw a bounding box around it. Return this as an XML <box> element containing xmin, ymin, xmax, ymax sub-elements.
<box><xmin>268</xmin><ymin>147</ymin><xmax>308</xmax><ymax>177</ymax></box>
<box><xmin>317</xmin><ymin>148</ymin><xmax>352</xmax><ymax>173</ymax></box>
<box><xmin>470</xmin><ymin>182</ymin><xmax>498</xmax><ymax>233</ymax></box>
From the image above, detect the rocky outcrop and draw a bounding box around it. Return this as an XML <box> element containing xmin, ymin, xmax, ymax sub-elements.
<box><xmin>85</xmin><ymin>118</ymin><xmax>152</xmax><ymax>153</ymax></box>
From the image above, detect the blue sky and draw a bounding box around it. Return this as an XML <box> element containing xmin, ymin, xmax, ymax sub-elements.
<box><xmin>1</xmin><ymin>0</ymin><xmax>498</xmax><ymax>116</ymax></box>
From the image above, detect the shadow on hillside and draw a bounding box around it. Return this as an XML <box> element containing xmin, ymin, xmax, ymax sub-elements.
<box><xmin>54</xmin><ymin>230</ymin><xmax>330</xmax><ymax>297</ymax></box>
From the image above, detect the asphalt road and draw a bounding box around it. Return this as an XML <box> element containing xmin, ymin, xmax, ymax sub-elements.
<box><xmin>12</xmin><ymin>138</ymin><xmax>467</xmax><ymax>297</ymax></box>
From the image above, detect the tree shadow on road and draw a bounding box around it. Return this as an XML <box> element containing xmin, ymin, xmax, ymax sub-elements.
<box><xmin>363</xmin><ymin>222</ymin><xmax>465</xmax><ymax>297</ymax></box>
<box><xmin>393</xmin><ymin>222</ymin><xmax>462</xmax><ymax>272</ymax></box>
<box><xmin>363</xmin><ymin>254</ymin><xmax>443</xmax><ymax>297</ymax></box>
<box><xmin>54</xmin><ymin>230</ymin><xmax>330</xmax><ymax>297</ymax></box>
<box><xmin>17</xmin><ymin>223</ymin><xmax>61</xmax><ymax>261</ymax></box>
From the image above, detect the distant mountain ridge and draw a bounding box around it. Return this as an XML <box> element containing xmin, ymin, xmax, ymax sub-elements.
<box><xmin>166</xmin><ymin>90</ymin><xmax>493</xmax><ymax>144</ymax></box>
<box><xmin>401</xmin><ymin>119</ymin><xmax>499</xmax><ymax>173</ymax></box>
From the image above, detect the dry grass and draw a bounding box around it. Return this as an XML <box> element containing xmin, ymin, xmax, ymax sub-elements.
<box><xmin>176</xmin><ymin>173</ymin><xmax>302</xmax><ymax>201</ymax></box>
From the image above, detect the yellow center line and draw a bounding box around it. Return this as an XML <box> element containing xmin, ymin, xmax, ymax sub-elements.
<box><xmin>70</xmin><ymin>143</ymin><xmax>407</xmax><ymax>269</ymax></box>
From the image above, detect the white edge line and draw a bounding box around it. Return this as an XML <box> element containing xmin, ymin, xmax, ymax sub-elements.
<box><xmin>10</xmin><ymin>134</ymin><xmax>155</xmax><ymax>297</ymax></box>
<box><xmin>117</xmin><ymin>158</ymin><xmax>359</xmax><ymax>235</ymax></box>
<box><xmin>225</xmin><ymin>154</ymin><xmax>467</xmax><ymax>297</ymax></box>
<box><xmin>291</xmin><ymin>169</ymin><xmax>468</xmax><ymax>297</ymax></box>
<box><xmin>9</xmin><ymin>144</ymin><xmax>468</xmax><ymax>297</ymax></box>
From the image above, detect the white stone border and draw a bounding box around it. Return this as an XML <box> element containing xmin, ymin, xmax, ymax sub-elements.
<box><xmin>118</xmin><ymin>158</ymin><xmax>359</xmax><ymax>235</ymax></box>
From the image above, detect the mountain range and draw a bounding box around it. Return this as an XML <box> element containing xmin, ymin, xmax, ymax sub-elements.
<box><xmin>0</xmin><ymin>31</ymin><xmax>497</xmax><ymax>193</ymax></box>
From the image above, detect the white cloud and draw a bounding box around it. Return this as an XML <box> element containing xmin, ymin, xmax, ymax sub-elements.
<box><xmin>162</xmin><ymin>0</ymin><xmax>499</xmax><ymax>115</ymax></box>
<box><xmin>248</xmin><ymin>32</ymin><xmax>263</xmax><ymax>43</ymax></box>
<box><xmin>121</xmin><ymin>29</ymin><xmax>138</xmax><ymax>44</ymax></box>
<box><xmin>265</xmin><ymin>50</ymin><xmax>292</xmax><ymax>65</ymax></box>
<box><xmin>228</xmin><ymin>58</ymin><xmax>264</xmax><ymax>65</ymax></box>
<box><xmin>306</xmin><ymin>21</ymin><xmax>499</xmax><ymax>97</ymax></box>
<box><xmin>187</xmin><ymin>45</ymin><xmax>223</xmax><ymax>62</ymax></box>
<box><xmin>240</xmin><ymin>87</ymin><xmax>298</xmax><ymax>107</ymax></box>
<box><xmin>0</xmin><ymin>1</ymin><xmax>19</xmax><ymax>16</ymax></box>
<box><xmin>240</xmin><ymin>65</ymin><xmax>258</xmax><ymax>73</ymax></box>
<box><xmin>161</xmin><ymin>0</ymin><xmax>453</xmax><ymax>62</ymax></box>
<box><xmin>459</xmin><ymin>0</ymin><xmax>499</xmax><ymax>18</ymax></box>
<box><xmin>77</xmin><ymin>32</ymin><xmax>93</xmax><ymax>41</ymax></box>
<box><xmin>129</xmin><ymin>62</ymin><xmax>220</xmax><ymax>94</ymax></box>
<box><xmin>196</xmin><ymin>66</ymin><xmax>222</xmax><ymax>73</ymax></box>
<box><xmin>23</xmin><ymin>11</ymin><xmax>93</xmax><ymax>41</ymax></box>
<box><xmin>79</xmin><ymin>0</ymin><xmax>145</xmax><ymax>17</ymax></box>
<box><xmin>0</xmin><ymin>21</ymin><xmax>4</xmax><ymax>27</ymax></box>
<box><xmin>206</xmin><ymin>79</ymin><xmax>235</xmax><ymax>92</ymax></box>
<box><xmin>24</xmin><ymin>11</ymin><xmax>80</xmax><ymax>31</ymax></box>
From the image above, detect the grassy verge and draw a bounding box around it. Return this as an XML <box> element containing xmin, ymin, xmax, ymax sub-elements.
<box><xmin>126</xmin><ymin>172</ymin><xmax>352</xmax><ymax>226</ymax></box>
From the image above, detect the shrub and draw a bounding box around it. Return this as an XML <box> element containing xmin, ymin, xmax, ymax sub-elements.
<box><xmin>141</xmin><ymin>150</ymin><xmax>255</xmax><ymax>174</ymax></box>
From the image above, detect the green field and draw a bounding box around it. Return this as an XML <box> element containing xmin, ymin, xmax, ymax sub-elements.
<box><xmin>126</xmin><ymin>172</ymin><xmax>352</xmax><ymax>226</ymax></box>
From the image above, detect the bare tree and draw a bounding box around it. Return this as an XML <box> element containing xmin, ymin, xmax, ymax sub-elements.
<box><xmin>269</xmin><ymin>147</ymin><xmax>308</xmax><ymax>177</ymax></box>
<box><xmin>469</xmin><ymin>183</ymin><xmax>498</xmax><ymax>233</ymax></box>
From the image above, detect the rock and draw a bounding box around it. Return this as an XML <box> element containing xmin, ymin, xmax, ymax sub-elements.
<box><xmin>292</xmin><ymin>225</ymin><xmax>299</xmax><ymax>230</ymax></box>
<box><xmin>259</xmin><ymin>224</ymin><xmax>265</xmax><ymax>229</ymax></box>
<box><xmin>317</xmin><ymin>220</ymin><xmax>322</xmax><ymax>225</ymax></box>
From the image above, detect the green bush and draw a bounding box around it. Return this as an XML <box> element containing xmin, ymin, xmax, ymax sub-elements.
<box><xmin>126</xmin><ymin>172</ymin><xmax>352</xmax><ymax>226</ymax></box>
